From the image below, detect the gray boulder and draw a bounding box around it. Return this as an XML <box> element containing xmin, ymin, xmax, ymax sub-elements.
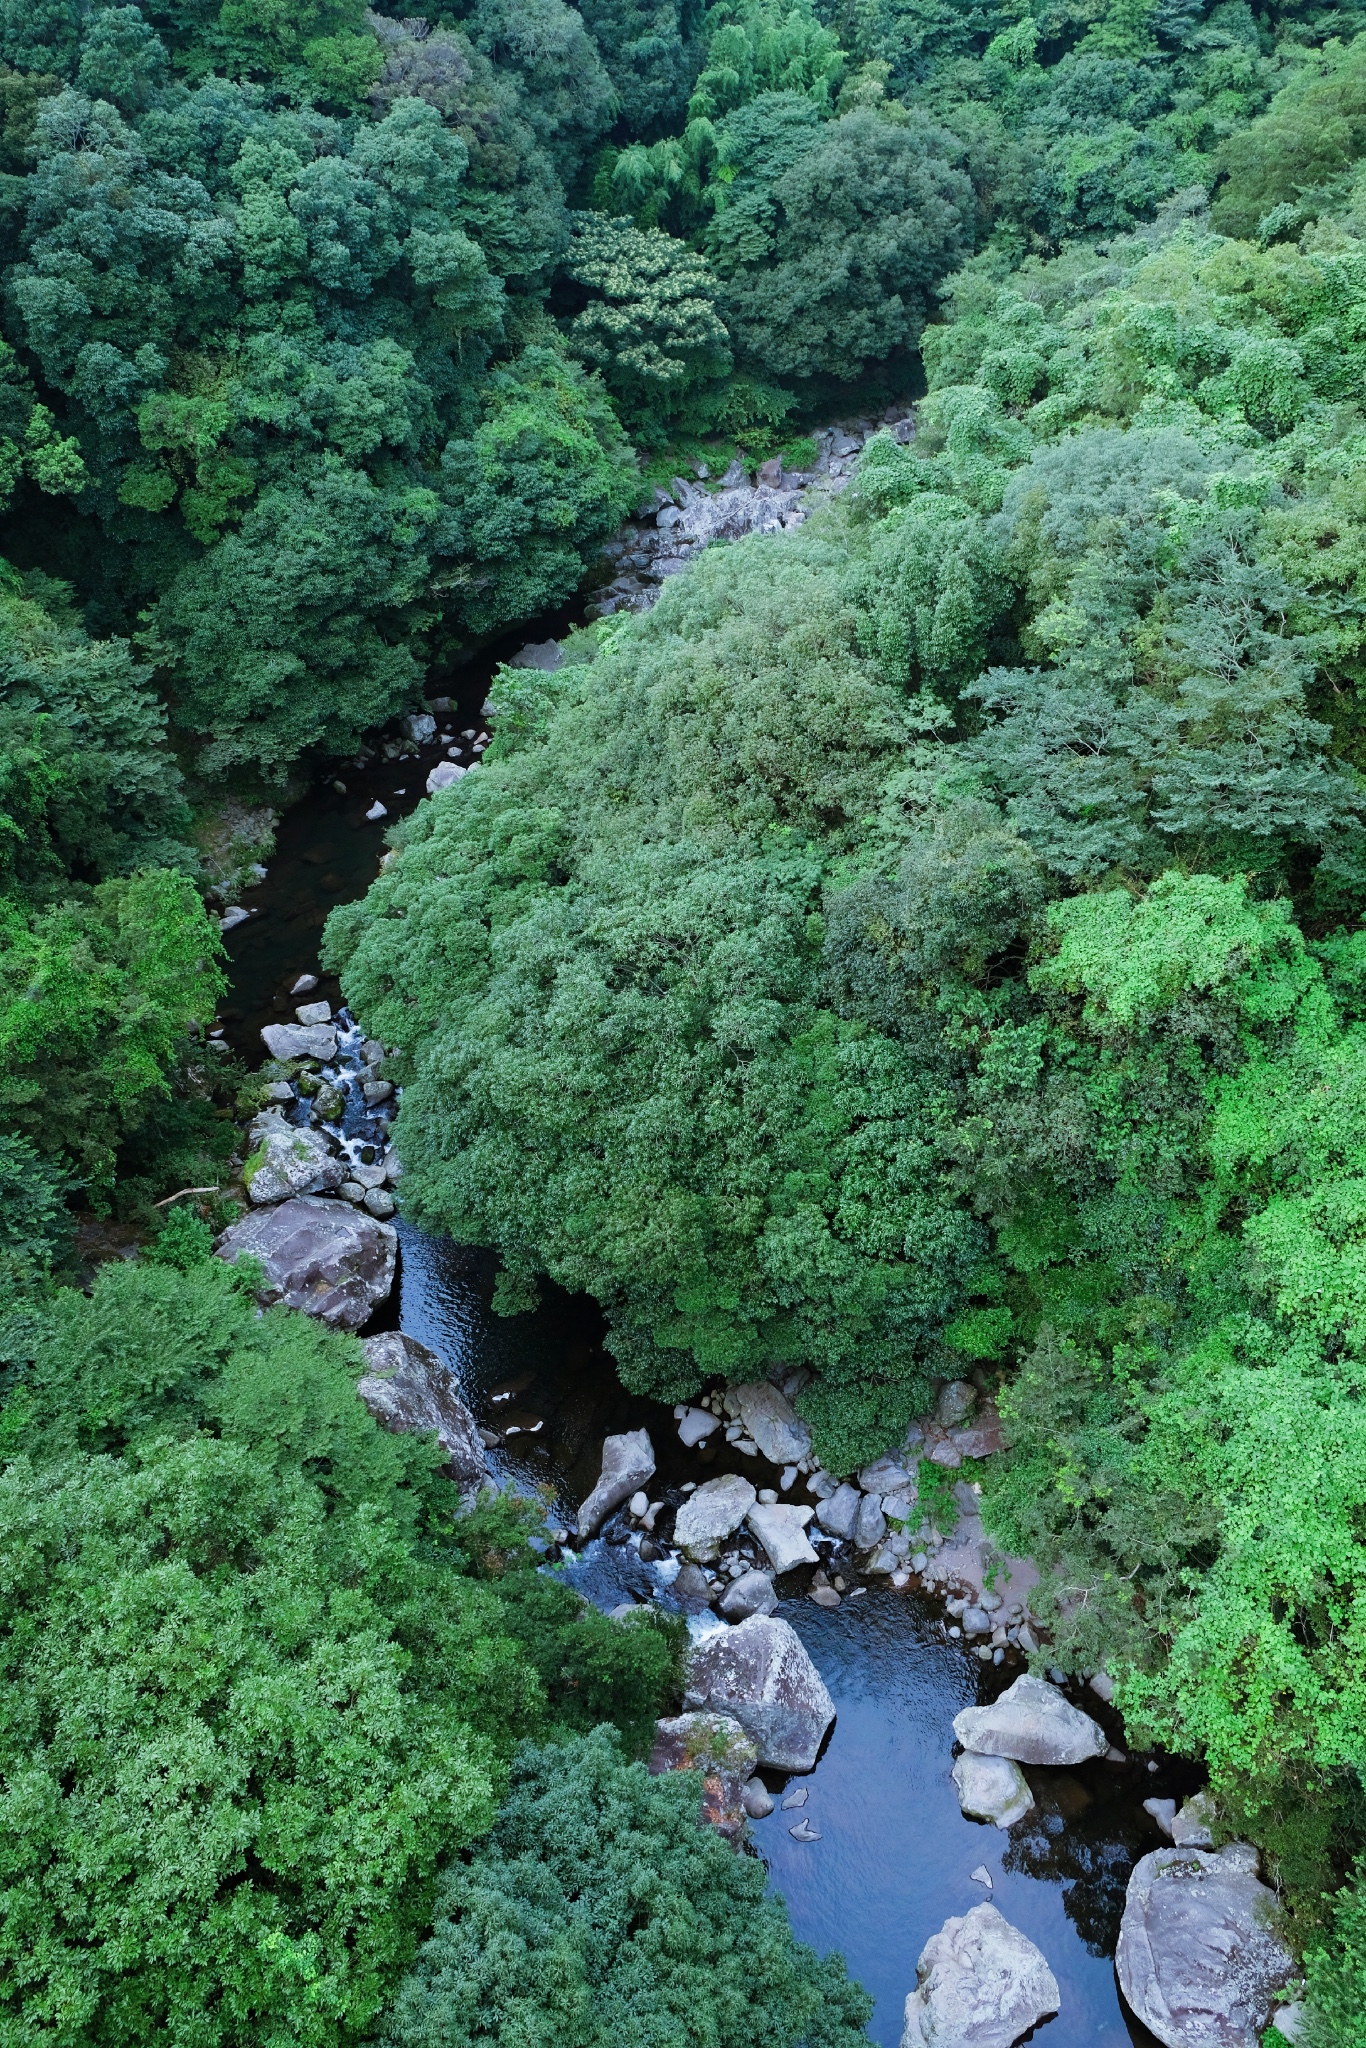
<box><xmin>577</xmin><ymin>1429</ymin><xmax>655</xmax><ymax>1540</ymax></box>
<box><xmin>260</xmin><ymin>1022</ymin><xmax>338</xmax><ymax>1061</ymax></box>
<box><xmin>1116</xmin><ymin>1843</ymin><xmax>1295</xmax><ymax>2048</ymax></box>
<box><xmin>859</xmin><ymin>1456</ymin><xmax>914</xmax><ymax>1495</ymax></box>
<box><xmin>853</xmin><ymin>1493</ymin><xmax>887</xmax><ymax>1551</ymax></box>
<box><xmin>952</xmin><ymin>1752</ymin><xmax>1035</xmax><ymax>1830</ymax></box>
<box><xmin>741</xmin><ymin>1777</ymin><xmax>775</xmax><ymax>1818</ymax></box>
<box><xmin>718</xmin><ymin>1568</ymin><xmax>778</xmax><ymax>1621</ymax></box>
<box><xmin>1171</xmin><ymin>1792</ymin><xmax>1216</xmax><ymax>1848</ymax></box>
<box><xmin>901</xmin><ymin>1903</ymin><xmax>1060</xmax><ymax>2048</ymax></box>
<box><xmin>816</xmin><ymin>1483</ymin><xmax>861</xmax><ymax>1541</ymax></box>
<box><xmin>674</xmin><ymin>1473</ymin><xmax>757</xmax><ymax>1561</ymax></box>
<box><xmin>684</xmin><ymin>1615</ymin><xmax>835</xmax><ymax>1772</ymax></box>
<box><xmin>244</xmin><ymin>1116</ymin><xmax>346</xmax><ymax>1204</ymax></box>
<box><xmin>954</xmin><ymin>1675</ymin><xmax>1108</xmax><ymax>1766</ymax></box>
<box><xmin>677</xmin><ymin>1405</ymin><xmax>720</xmax><ymax>1446</ymax></box>
<box><xmin>216</xmin><ymin>1196</ymin><xmax>396</xmax><ymax>1329</ymax></box>
<box><xmin>731</xmin><ymin>1381</ymin><xmax>812</xmax><ymax>1466</ymax></box>
<box><xmin>747</xmin><ymin>1502</ymin><xmax>819</xmax><ymax>1574</ymax></box>
<box><xmin>649</xmin><ymin>1711</ymin><xmax>758</xmax><ymax>1845</ymax></box>
<box><xmin>935</xmin><ymin>1379</ymin><xmax>979</xmax><ymax>1427</ymax></box>
<box><xmin>357</xmin><ymin>1331</ymin><xmax>486</xmax><ymax>1487</ymax></box>
<box><xmin>426</xmin><ymin>760</ymin><xmax>465</xmax><ymax>794</ymax></box>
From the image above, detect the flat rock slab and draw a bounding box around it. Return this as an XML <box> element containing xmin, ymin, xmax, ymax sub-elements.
<box><xmin>357</xmin><ymin>1331</ymin><xmax>487</xmax><ymax>1488</ymax></box>
<box><xmin>747</xmin><ymin>1502</ymin><xmax>818</xmax><ymax>1574</ymax></box>
<box><xmin>684</xmin><ymin>1615</ymin><xmax>835</xmax><ymax>1773</ymax></box>
<box><xmin>261</xmin><ymin>1022</ymin><xmax>338</xmax><ymax>1062</ymax></box>
<box><xmin>577</xmin><ymin>1429</ymin><xmax>655</xmax><ymax>1540</ymax></box>
<box><xmin>649</xmin><ymin>1711</ymin><xmax>757</xmax><ymax>1844</ymax></box>
<box><xmin>244</xmin><ymin>1117</ymin><xmax>344</xmax><ymax>1204</ymax></box>
<box><xmin>954</xmin><ymin>1675</ymin><xmax>1107</xmax><ymax>1767</ymax></box>
<box><xmin>675</xmin><ymin>1473</ymin><xmax>757</xmax><ymax>1561</ymax></box>
<box><xmin>901</xmin><ymin>1902</ymin><xmax>1060</xmax><ymax>2048</ymax></box>
<box><xmin>216</xmin><ymin>1196</ymin><xmax>396</xmax><ymax>1329</ymax></box>
<box><xmin>952</xmin><ymin>1752</ymin><xmax>1035</xmax><ymax>1830</ymax></box>
<box><xmin>731</xmin><ymin>1381</ymin><xmax>812</xmax><ymax>1466</ymax></box>
<box><xmin>1117</xmin><ymin>1844</ymin><xmax>1295</xmax><ymax>2048</ymax></box>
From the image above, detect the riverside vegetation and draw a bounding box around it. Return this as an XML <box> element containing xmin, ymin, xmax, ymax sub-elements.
<box><xmin>3</xmin><ymin>0</ymin><xmax>1366</xmax><ymax>2038</ymax></box>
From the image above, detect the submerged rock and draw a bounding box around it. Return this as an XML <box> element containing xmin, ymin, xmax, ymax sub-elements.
<box><xmin>216</xmin><ymin>1195</ymin><xmax>397</xmax><ymax>1329</ymax></box>
<box><xmin>684</xmin><ymin>1615</ymin><xmax>835</xmax><ymax>1772</ymax></box>
<box><xmin>577</xmin><ymin>1429</ymin><xmax>655</xmax><ymax>1540</ymax></box>
<box><xmin>649</xmin><ymin>1711</ymin><xmax>758</xmax><ymax>1845</ymax></box>
<box><xmin>900</xmin><ymin>1902</ymin><xmax>1060</xmax><ymax>2048</ymax></box>
<box><xmin>674</xmin><ymin>1473</ymin><xmax>757</xmax><ymax>1561</ymax></box>
<box><xmin>954</xmin><ymin>1675</ymin><xmax>1108</xmax><ymax>1767</ymax></box>
<box><xmin>1116</xmin><ymin>1843</ymin><xmax>1295</xmax><ymax>2048</ymax></box>
<box><xmin>244</xmin><ymin>1116</ymin><xmax>345</xmax><ymax>1204</ymax></box>
<box><xmin>356</xmin><ymin>1331</ymin><xmax>486</xmax><ymax>1488</ymax></box>
<box><xmin>952</xmin><ymin>1752</ymin><xmax>1035</xmax><ymax>1830</ymax></box>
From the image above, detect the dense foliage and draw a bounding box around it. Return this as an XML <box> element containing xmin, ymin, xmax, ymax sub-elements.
<box><xmin>381</xmin><ymin>1727</ymin><xmax>873</xmax><ymax>2048</ymax></box>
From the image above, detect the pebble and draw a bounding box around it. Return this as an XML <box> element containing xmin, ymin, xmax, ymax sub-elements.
<box><xmin>296</xmin><ymin>1000</ymin><xmax>332</xmax><ymax>1025</ymax></box>
<box><xmin>810</xmin><ymin>1586</ymin><xmax>841</xmax><ymax>1608</ymax></box>
<box><xmin>365</xmin><ymin>801</ymin><xmax>387</xmax><ymax>821</ymax></box>
<box><xmin>780</xmin><ymin>1465</ymin><xmax>798</xmax><ymax>1489</ymax></box>
<box><xmin>781</xmin><ymin>1788</ymin><xmax>809</xmax><ymax>1809</ymax></box>
<box><xmin>363</xmin><ymin>1188</ymin><xmax>396</xmax><ymax>1219</ymax></box>
<box><xmin>758</xmin><ymin>1488</ymin><xmax>778</xmax><ymax>1504</ymax></box>
<box><xmin>628</xmin><ymin>1491</ymin><xmax>648</xmax><ymax>1519</ymax></box>
<box><xmin>291</xmin><ymin>974</ymin><xmax>319</xmax><ymax>995</ymax></box>
<box><xmin>339</xmin><ymin>1181</ymin><xmax>366</xmax><ymax>1203</ymax></box>
<box><xmin>742</xmin><ymin>1779</ymin><xmax>775</xmax><ymax>1819</ymax></box>
<box><xmin>912</xmin><ymin>1551</ymin><xmax>928</xmax><ymax>1570</ymax></box>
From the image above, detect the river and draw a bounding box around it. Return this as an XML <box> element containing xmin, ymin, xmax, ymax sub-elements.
<box><xmin>218</xmin><ymin>584</ymin><xmax>1175</xmax><ymax>2048</ymax></box>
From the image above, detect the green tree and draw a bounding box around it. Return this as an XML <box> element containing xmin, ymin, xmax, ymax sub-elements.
<box><xmin>563</xmin><ymin>212</ymin><xmax>731</xmax><ymax>442</ymax></box>
<box><xmin>380</xmin><ymin>1727</ymin><xmax>873</xmax><ymax>2048</ymax></box>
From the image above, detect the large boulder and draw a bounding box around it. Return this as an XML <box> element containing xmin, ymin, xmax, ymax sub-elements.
<box><xmin>648</xmin><ymin>1711</ymin><xmax>758</xmax><ymax>1845</ymax></box>
<box><xmin>747</xmin><ymin>1502</ymin><xmax>819</xmax><ymax>1574</ymax></box>
<box><xmin>260</xmin><ymin>1022</ymin><xmax>338</xmax><ymax>1061</ymax></box>
<box><xmin>357</xmin><ymin>1331</ymin><xmax>486</xmax><ymax>1488</ymax></box>
<box><xmin>684</xmin><ymin>1615</ymin><xmax>835</xmax><ymax>1772</ymax></box>
<box><xmin>731</xmin><ymin>1381</ymin><xmax>812</xmax><ymax>1467</ymax></box>
<box><xmin>954</xmin><ymin>1675</ymin><xmax>1108</xmax><ymax>1767</ymax></box>
<box><xmin>244</xmin><ymin>1115</ymin><xmax>345</xmax><ymax>1204</ymax></box>
<box><xmin>674</xmin><ymin>1473</ymin><xmax>757</xmax><ymax>1561</ymax></box>
<box><xmin>577</xmin><ymin>1430</ymin><xmax>655</xmax><ymax>1540</ymax></box>
<box><xmin>951</xmin><ymin>1752</ymin><xmax>1035</xmax><ymax>1830</ymax></box>
<box><xmin>216</xmin><ymin>1196</ymin><xmax>396</xmax><ymax>1329</ymax></box>
<box><xmin>718</xmin><ymin>1568</ymin><xmax>777</xmax><ymax>1621</ymax></box>
<box><xmin>901</xmin><ymin>1903</ymin><xmax>1060</xmax><ymax>2048</ymax></box>
<box><xmin>1116</xmin><ymin>1843</ymin><xmax>1295</xmax><ymax>2048</ymax></box>
<box><xmin>816</xmin><ymin>1483</ymin><xmax>861</xmax><ymax>1541</ymax></box>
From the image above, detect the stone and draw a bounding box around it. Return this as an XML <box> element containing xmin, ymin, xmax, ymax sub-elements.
<box><xmin>365</xmin><ymin>800</ymin><xmax>387</xmax><ymax>820</ymax></box>
<box><xmin>757</xmin><ymin>456</ymin><xmax>783</xmax><ymax>486</ymax></box>
<box><xmin>954</xmin><ymin>1675</ymin><xmax>1108</xmax><ymax>1767</ymax></box>
<box><xmin>677</xmin><ymin>1405</ymin><xmax>721</xmax><ymax>1446</ymax></box>
<box><xmin>401</xmin><ymin>711</ymin><xmax>437</xmax><ymax>743</ymax></box>
<box><xmin>816</xmin><ymin>1483</ymin><xmax>861</xmax><ymax>1541</ymax></box>
<box><xmin>781</xmin><ymin>1786</ymin><xmax>808</xmax><ymax>1808</ymax></box>
<box><xmin>339</xmin><ymin>1181</ymin><xmax>365</xmax><ymax>1203</ymax></box>
<box><xmin>718</xmin><ymin>1568</ymin><xmax>778</xmax><ymax>1621</ymax></box>
<box><xmin>216</xmin><ymin>1196</ymin><xmax>397</xmax><ymax>1330</ymax></box>
<box><xmin>509</xmin><ymin>638</ymin><xmax>565</xmax><ymax>672</ymax></box>
<box><xmin>577</xmin><ymin>1429</ymin><xmax>656</xmax><ymax>1540</ymax></box>
<box><xmin>290</xmin><ymin>974</ymin><xmax>319</xmax><ymax>995</ymax></box>
<box><xmin>261</xmin><ymin>1081</ymin><xmax>295</xmax><ymax>1103</ymax></box>
<box><xmin>683</xmin><ymin>1615</ymin><xmax>836</xmax><ymax>1772</ymax></box>
<box><xmin>882</xmin><ymin>1484</ymin><xmax>919</xmax><ymax>1525</ymax></box>
<box><xmin>1116</xmin><ymin>1844</ymin><xmax>1295</xmax><ymax>2048</ymax></box>
<box><xmin>313</xmin><ymin>1082</ymin><xmax>345</xmax><ymax>1122</ymax></box>
<box><xmin>962</xmin><ymin>1607</ymin><xmax>991</xmax><ymax>1637</ymax></box>
<box><xmin>1271</xmin><ymin>2003</ymin><xmax>1307</xmax><ymax>2042</ymax></box>
<box><xmin>295</xmin><ymin>1000</ymin><xmax>332</xmax><ymax>1025</ymax></box>
<box><xmin>220</xmin><ymin>905</ymin><xmax>249</xmax><ymax>932</ymax></box>
<box><xmin>747</xmin><ymin>1502</ymin><xmax>819</xmax><ymax>1574</ymax></box>
<box><xmin>363</xmin><ymin>1187</ymin><xmax>396</xmax><ymax>1219</ymax></box>
<box><xmin>731</xmin><ymin>1381</ymin><xmax>812</xmax><ymax>1466</ymax></box>
<box><xmin>1171</xmin><ymin>1792</ymin><xmax>1216</xmax><ymax>1848</ymax></box>
<box><xmin>900</xmin><ymin>1903</ymin><xmax>1060</xmax><ymax>2048</ymax></box>
<box><xmin>936</xmin><ymin>1379</ymin><xmax>979</xmax><ymax>1427</ymax></box>
<box><xmin>757</xmin><ymin>1487</ymin><xmax>778</xmax><ymax>1505</ymax></box>
<box><xmin>356</xmin><ymin>1331</ymin><xmax>487</xmax><ymax>1487</ymax></box>
<box><xmin>243</xmin><ymin>1117</ymin><xmax>346</xmax><ymax>1205</ymax></box>
<box><xmin>261</xmin><ymin>1022</ymin><xmax>338</xmax><ymax>1062</ymax></box>
<box><xmin>628</xmin><ymin>1490</ymin><xmax>649</xmax><ymax>1519</ymax></box>
<box><xmin>426</xmin><ymin>760</ymin><xmax>465</xmax><ymax>794</ymax></box>
<box><xmin>810</xmin><ymin>1585</ymin><xmax>840</xmax><ymax>1608</ymax></box>
<box><xmin>952</xmin><ymin>1753</ymin><xmax>1035</xmax><ymax>1830</ymax></box>
<box><xmin>1089</xmin><ymin>1670</ymin><xmax>1116</xmax><ymax>1704</ymax></box>
<box><xmin>741</xmin><ymin>1777</ymin><xmax>774</xmax><ymax>1819</ymax></box>
<box><xmin>859</xmin><ymin>1456</ymin><xmax>914</xmax><ymax>1495</ymax></box>
<box><xmin>971</xmin><ymin>1866</ymin><xmax>994</xmax><ymax>1889</ymax></box>
<box><xmin>1144</xmin><ymin>1798</ymin><xmax>1178</xmax><ymax>1840</ymax></box>
<box><xmin>789</xmin><ymin>1818</ymin><xmax>821</xmax><ymax>1842</ymax></box>
<box><xmin>362</xmin><ymin>1079</ymin><xmax>393</xmax><ymax>1105</ymax></box>
<box><xmin>672</xmin><ymin>1563</ymin><xmax>715</xmax><ymax>1610</ymax></box>
<box><xmin>948</xmin><ymin>1404</ymin><xmax>1005</xmax><ymax>1461</ymax></box>
<box><xmin>674</xmin><ymin>1473</ymin><xmax>757</xmax><ymax>1561</ymax></box>
<box><xmin>853</xmin><ymin>1494</ymin><xmax>887</xmax><ymax>1551</ymax></box>
<box><xmin>650</xmin><ymin>1712</ymin><xmax>758</xmax><ymax>1844</ymax></box>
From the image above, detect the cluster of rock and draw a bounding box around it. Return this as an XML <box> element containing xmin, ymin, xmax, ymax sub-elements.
<box><xmin>589</xmin><ymin>414</ymin><xmax>911</xmax><ymax>619</ymax></box>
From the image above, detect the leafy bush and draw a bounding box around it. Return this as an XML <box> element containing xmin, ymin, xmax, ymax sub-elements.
<box><xmin>380</xmin><ymin>1727</ymin><xmax>873</xmax><ymax>2048</ymax></box>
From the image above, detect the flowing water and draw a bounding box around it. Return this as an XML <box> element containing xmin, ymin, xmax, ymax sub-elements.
<box><xmin>219</xmin><ymin>587</ymin><xmax>1178</xmax><ymax>2048</ymax></box>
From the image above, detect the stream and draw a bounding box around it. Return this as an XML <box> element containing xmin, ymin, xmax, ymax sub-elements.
<box><xmin>217</xmin><ymin>471</ymin><xmax>1179</xmax><ymax>2048</ymax></box>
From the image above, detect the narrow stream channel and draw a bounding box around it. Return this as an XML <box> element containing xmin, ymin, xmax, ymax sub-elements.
<box><xmin>218</xmin><ymin>566</ymin><xmax>1178</xmax><ymax>2048</ymax></box>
